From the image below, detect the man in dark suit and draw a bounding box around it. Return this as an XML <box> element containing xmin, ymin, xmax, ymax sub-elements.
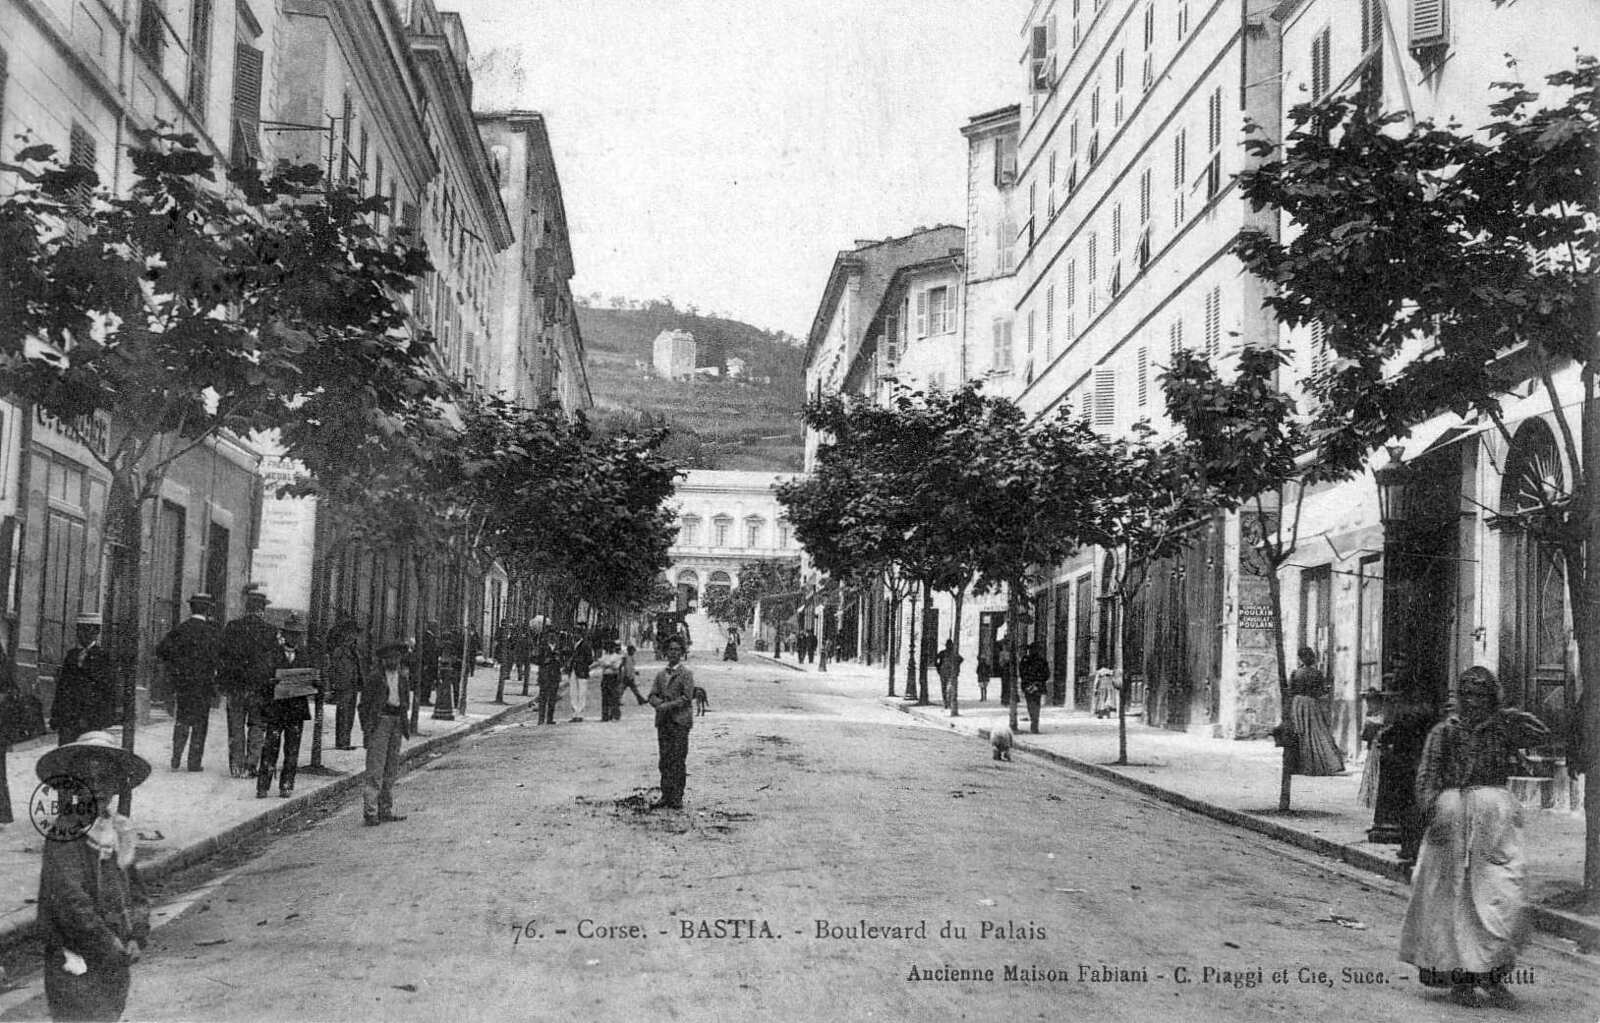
<box><xmin>647</xmin><ymin>634</ymin><xmax>699</xmax><ymax>810</ymax></box>
<box><xmin>218</xmin><ymin>585</ymin><xmax>279</xmax><ymax>778</ymax></box>
<box><xmin>50</xmin><ymin>613</ymin><xmax>114</xmax><ymax>745</ymax></box>
<box><xmin>360</xmin><ymin>640</ymin><xmax>412</xmax><ymax>826</ymax></box>
<box><xmin>257</xmin><ymin>614</ymin><xmax>313</xmax><ymax>798</ymax></box>
<box><xmin>156</xmin><ymin>593</ymin><xmax>220</xmax><ymax>771</ymax></box>
<box><xmin>325</xmin><ymin>617</ymin><xmax>365</xmax><ymax>750</ymax></box>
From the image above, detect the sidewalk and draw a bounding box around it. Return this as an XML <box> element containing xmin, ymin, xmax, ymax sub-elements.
<box><xmin>875</xmin><ymin>693</ymin><xmax>1598</xmax><ymax>946</ymax></box>
<box><xmin>0</xmin><ymin>666</ymin><xmax>535</xmax><ymax>951</ymax></box>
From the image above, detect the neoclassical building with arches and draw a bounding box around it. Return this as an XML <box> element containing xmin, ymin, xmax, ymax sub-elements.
<box><xmin>664</xmin><ymin>471</ymin><xmax>801</xmax><ymax>634</ymax></box>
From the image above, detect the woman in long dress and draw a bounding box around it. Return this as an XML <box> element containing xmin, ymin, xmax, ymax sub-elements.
<box><xmin>1399</xmin><ymin>665</ymin><xmax>1548</xmax><ymax>1008</ymax></box>
<box><xmin>1287</xmin><ymin>647</ymin><xmax>1344</xmax><ymax>775</ymax></box>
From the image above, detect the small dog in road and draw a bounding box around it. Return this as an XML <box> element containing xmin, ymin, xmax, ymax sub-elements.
<box><xmin>693</xmin><ymin>686</ymin><xmax>709</xmax><ymax>716</ymax></box>
<box><xmin>991</xmin><ymin>722</ymin><xmax>1013</xmax><ymax>762</ymax></box>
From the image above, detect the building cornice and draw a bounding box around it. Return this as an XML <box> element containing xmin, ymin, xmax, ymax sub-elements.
<box><xmin>409</xmin><ymin>37</ymin><xmax>514</xmax><ymax>250</ymax></box>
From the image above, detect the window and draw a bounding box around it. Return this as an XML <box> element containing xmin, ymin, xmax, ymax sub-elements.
<box><xmin>187</xmin><ymin>0</ymin><xmax>213</xmax><ymax>112</ymax></box>
<box><xmin>992</xmin><ymin>318</ymin><xmax>1014</xmax><ymax>372</ymax></box>
<box><xmin>340</xmin><ymin>93</ymin><xmax>354</xmax><ymax>181</ymax></box>
<box><xmin>1112</xmin><ymin>203</ymin><xmax>1123</xmax><ymax>257</ymax></box>
<box><xmin>1358</xmin><ymin>0</ymin><xmax>1384</xmax><ymax>111</ymax></box>
<box><xmin>993</xmin><ymin>134</ymin><xmax>1018</xmax><ymax>186</ymax></box>
<box><xmin>1137</xmin><ymin>347</ymin><xmax>1149</xmax><ymax>406</ymax></box>
<box><xmin>778</xmin><ymin>523</ymin><xmax>790</xmax><ymax>549</ymax></box>
<box><xmin>680</xmin><ymin>515</ymin><xmax>700</xmax><ymax>546</ymax></box>
<box><xmin>136</xmin><ymin>0</ymin><xmax>165</xmax><ymax>70</ymax></box>
<box><xmin>1169</xmin><ymin>318</ymin><xmax>1184</xmax><ymax>357</ymax></box>
<box><xmin>1409</xmin><ymin>0</ymin><xmax>1448</xmax><ymax>49</ymax></box>
<box><xmin>1114</xmin><ymin>50</ymin><xmax>1126</xmax><ymax>91</ymax></box>
<box><xmin>1205</xmin><ymin>87</ymin><xmax>1223</xmax><ymax>199</ymax></box>
<box><xmin>1066</xmin><ymin>259</ymin><xmax>1077</xmax><ymax>341</ymax></box>
<box><xmin>230</xmin><ymin>41</ymin><xmax>264</xmax><ymax>167</ymax></box>
<box><xmin>712</xmin><ymin>516</ymin><xmax>732</xmax><ymax>547</ymax></box>
<box><xmin>1087</xmin><ymin>233</ymin><xmax>1099</xmax><ymax>317</ymax></box>
<box><xmin>1027</xmin><ymin>309</ymin><xmax>1036</xmax><ymax>356</ymax></box>
<box><xmin>1310</xmin><ymin>28</ymin><xmax>1331</xmax><ymax>101</ymax></box>
<box><xmin>1137</xmin><ymin>168</ymin><xmax>1153</xmax><ymax>268</ymax></box>
<box><xmin>1030</xmin><ymin>23</ymin><xmax>1051</xmax><ymax>93</ymax></box>
<box><xmin>1204</xmin><ymin>286</ymin><xmax>1221</xmax><ymax>355</ymax></box>
<box><xmin>1177</xmin><ymin>0</ymin><xmax>1190</xmax><ymax>38</ymax></box>
<box><xmin>1309</xmin><ymin>320</ymin><xmax>1329</xmax><ymax>375</ymax></box>
<box><xmin>1045</xmin><ymin>285</ymin><xmax>1055</xmax><ymax>357</ymax></box>
<box><xmin>745</xmin><ymin>518</ymin><xmax>764</xmax><ymax>548</ymax></box>
<box><xmin>67</xmin><ymin>123</ymin><xmax>96</xmax><ymax>208</ymax></box>
<box><xmin>1070</xmin><ymin>117</ymin><xmax>1080</xmax><ymax>156</ymax></box>
<box><xmin>1172</xmin><ymin>128</ymin><xmax>1187</xmax><ymax>225</ymax></box>
<box><xmin>918</xmin><ymin>286</ymin><xmax>955</xmax><ymax>336</ymax></box>
<box><xmin>1093</xmin><ymin>366</ymin><xmax>1117</xmax><ymax>428</ymax></box>
<box><xmin>1144</xmin><ymin>2</ymin><xmax>1156</xmax><ymax>49</ymax></box>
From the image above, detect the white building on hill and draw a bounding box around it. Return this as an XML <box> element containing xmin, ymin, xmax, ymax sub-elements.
<box><xmin>653</xmin><ymin>330</ymin><xmax>697</xmax><ymax>380</ymax></box>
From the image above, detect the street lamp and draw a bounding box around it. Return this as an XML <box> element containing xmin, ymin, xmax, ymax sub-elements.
<box><xmin>1373</xmin><ymin>444</ymin><xmax>1409</xmax><ymax>528</ymax></box>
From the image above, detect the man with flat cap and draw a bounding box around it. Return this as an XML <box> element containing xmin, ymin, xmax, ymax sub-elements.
<box><xmin>257</xmin><ymin>613</ymin><xmax>313</xmax><ymax>798</ymax></box>
<box><xmin>359</xmin><ymin>640</ymin><xmax>413</xmax><ymax>826</ymax></box>
<box><xmin>219</xmin><ymin>585</ymin><xmax>278</xmax><ymax>778</ymax></box>
<box><xmin>156</xmin><ymin>594</ymin><xmax>220</xmax><ymax>772</ymax></box>
<box><xmin>50</xmin><ymin>613</ymin><xmax>114</xmax><ymax>746</ymax></box>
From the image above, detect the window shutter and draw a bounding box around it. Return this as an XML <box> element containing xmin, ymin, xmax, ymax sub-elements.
<box><xmin>1144</xmin><ymin>2</ymin><xmax>1156</xmax><ymax>48</ymax></box>
<box><xmin>231</xmin><ymin>43</ymin><xmax>263</xmax><ymax>165</ymax></box>
<box><xmin>0</xmin><ymin>47</ymin><xmax>7</xmax><ymax>142</ymax></box>
<box><xmin>187</xmin><ymin>0</ymin><xmax>213</xmax><ymax>112</ymax></box>
<box><xmin>1310</xmin><ymin>320</ymin><xmax>1328</xmax><ymax>374</ymax></box>
<box><xmin>67</xmin><ymin>122</ymin><xmax>97</xmax><ymax>207</ymax></box>
<box><xmin>1169</xmin><ymin>318</ymin><xmax>1183</xmax><ymax>357</ymax></box>
<box><xmin>1112</xmin><ymin>202</ymin><xmax>1123</xmax><ymax>255</ymax></box>
<box><xmin>1137</xmin><ymin>347</ymin><xmax>1149</xmax><ymax>406</ymax></box>
<box><xmin>992</xmin><ymin>319</ymin><xmax>1005</xmax><ymax>371</ymax></box>
<box><xmin>1066</xmin><ymin>259</ymin><xmax>1077</xmax><ymax>309</ymax></box>
<box><xmin>1311</xmin><ymin>29</ymin><xmax>1331</xmax><ymax>100</ymax></box>
<box><xmin>1409</xmin><ymin>0</ymin><xmax>1447</xmax><ymax>47</ymax></box>
<box><xmin>1207</xmin><ymin>87</ymin><xmax>1222</xmax><ymax>152</ymax></box>
<box><xmin>1204</xmin><ymin>286</ymin><xmax>1221</xmax><ymax>355</ymax></box>
<box><xmin>1027</xmin><ymin>309</ymin><xmax>1036</xmax><ymax>355</ymax></box>
<box><xmin>1002</xmin><ymin>320</ymin><xmax>1014</xmax><ymax>370</ymax></box>
<box><xmin>1094</xmin><ymin>367</ymin><xmax>1117</xmax><ymax>428</ymax></box>
<box><xmin>1088</xmin><ymin>232</ymin><xmax>1098</xmax><ymax>283</ymax></box>
<box><xmin>1046</xmin><ymin>285</ymin><xmax>1055</xmax><ymax>356</ymax></box>
<box><xmin>916</xmin><ymin>289</ymin><xmax>929</xmax><ymax>337</ymax></box>
<box><xmin>1172</xmin><ymin>128</ymin><xmax>1187</xmax><ymax>225</ymax></box>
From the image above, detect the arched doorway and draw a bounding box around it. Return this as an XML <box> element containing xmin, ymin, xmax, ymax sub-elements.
<box><xmin>706</xmin><ymin>570</ymin><xmax>732</xmax><ymax>604</ymax></box>
<box><xmin>1497</xmin><ymin>419</ymin><xmax>1570</xmax><ymax>734</ymax></box>
<box><xmin>676</xmin><ymin>569</ymin><xmax>700</xmax><ymax>614</ymax></box>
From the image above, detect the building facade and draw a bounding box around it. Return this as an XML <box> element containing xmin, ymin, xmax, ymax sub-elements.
<box><xmin>476</xmin><ymin>109</ymin><xmax>591</xmax><ymax>411</ymax></box>
<box><xmin>652</xmin><ymin>329</ymin><xmax>697</xmax><ymax>382</ymax></box>
<box><xmin>0</xmin><ymin>0</ymin><xmax>269</xmax><ymax>721</ymax></box>
<box><xmin>665</xmin><ymin>470</ymin><xmax>799</xmax><ymax>646</ymax></box>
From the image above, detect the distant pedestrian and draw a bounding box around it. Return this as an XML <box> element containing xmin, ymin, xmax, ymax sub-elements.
<box><xmin>360</xmin><ymin>641</ymin><xmax>413</xmax><ymax>826</ymax></box>
<box><xmin>647</xmin><ymin>635</ymin><xmax>698</xmax><ymax>810</ymax></box>
<box><xmin>50</xmin><ymin>614</ymin><xmax>114</xmax><ymax>746</ymax></box>
<box><xmin>1093</xmin><ymin>667</ymin><xmax>1118</xmax><ymax>719</ymax></box>
<box><xmin>155</xmin><ymin>594</ymin><xmax>220</xmax><ymax>772</ymax></box>
<box><xmin>218</xmin><ymin>585</ymin><xmax>278</xmax><ymax>778</ymax></box>
<box><xmin>568</xmin><ymin>633</ymin><xmax>593</xmax><ymax>721</ymax></box>
<box><xmin>416</xmin><ymin>624</ymin><xmax>440</xmax><ymax>707</ymax></box>
<box><xmin>1286</xmin><ymin>647</ymin><xmax>1344</xmax><ymax>776</ymax></box>
<box><xmin>620</xmin><ymin>644</ymin><xmax>646</xmax><ymax>706</ymax></box>
<box><xmin>35</xmin><ymin>730</ymin><xmax>151</xmax><ymax>1022</ymax></box>
<box><xmin>1019</xmin><ymin>642</ymin><xmax>1049</xmax><ymax>734</ymax></box>
<box><xmin>976</xmin><ymin>655</ymin><xmax>991</xmax><ymax>702</ymax></box>
<box><xmin>935</xmin><ymin>639</ymin><xmax>962</xmax><ymax>708</ymax></box>
<box><xmin>326</xmin><ymin>618</ymin><xmax>365</xmax><ymax>751</ymax></box>
<box><xmin>493</xmin><ymin>620</ymin><xmax>515</xmax><ymax>702</ymax></box>
<box><xmin>1400</xmin><ymin>666</ymin><xmax>1548</xmax><ymax>1009</ymax></box>
<box><xmin>535</xmin><ymin>633</ymin><xmax>562</xmax><ymax>725</ymax></box>
<box><xmin>257</xmin><ymin>614</ymin><xmax>312</xmax><ymax>799</ymax></box>
<box><xmin>996</xmin><ymin>638</ymin><xmax>1016</xmax><ymax>706</ymax></box>
<box><xmin>594</xmin><ymin>642</ymin><xmax>625</xmax><ymax>721</ymax></box>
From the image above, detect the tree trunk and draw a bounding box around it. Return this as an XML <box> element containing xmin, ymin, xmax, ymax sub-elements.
<box><xmin>107</xmin><ymin>469</ymin><xmax>145</xmax><ymax>817</ymax></box>
<box><xmin>1114</xmin><ymin>591</ymin><xmax>1129</xmax><ymax>766</ymax></box>
<box><xmin>1007</xmin><ymin>583</ymin><xmax>1021</xmax><ymax>733</ymax></box>
<box><xmin>886</xmin><ymin>594</ymin><xmax>900</xmax><ymax>697</ymax></box>
<box><xmin>905</xmin><ymin>586</ymin><xmax>919</xmax><ymax>698</ymax></box>
<box><xmin>1266</xmin><ymin>565</ymin><xmax>1295</xmax><ymax>812</ymax></box>
<box><xmin>918</xmin><ymin>583</ymin><xmax>934</xmax><ymax>705</ymax></box>
<box><xmin>948</xmin><ymin>587</ymin><xmax>965</xmax><ymax>717</ymax></box>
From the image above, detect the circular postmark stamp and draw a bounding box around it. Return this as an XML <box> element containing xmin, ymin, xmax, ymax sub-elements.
<box><xmin>30</xmin><ymin>774</ymin><xmax>100</xmax><ymax>842</ymax></box>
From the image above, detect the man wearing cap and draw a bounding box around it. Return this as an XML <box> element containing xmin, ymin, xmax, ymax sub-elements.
<box><xmin>50</xmin><ymin>614</ymin><xmax>114</xmax><ymax>746</ymax></box>
<box><xmin>35</xmin><ymin>731</ymin><xmax>151</xmax><ymax>1021</ymax></box>
<box><xmin>155</xmin><ymin>594</ymin><xmax>221</xmax><ymax>772</ymax></box>
<box><xmin>256</xmin><ymin>614</ymin><xmax>313</xmax><ymax>798</ymax></box>
<box><xmin>646</xmin><ymin>634</ymin><xmax>699</xmax><ymax>810</ymax></box>
<box><xmin>359</xmin><ymin>640</ymin><xmax>413</xmax><ymax>825</ymax></box>
<box><xmin>219</xmin><ymin>586</ymin><xmax>278</xmax><ymax>778</ymax></box>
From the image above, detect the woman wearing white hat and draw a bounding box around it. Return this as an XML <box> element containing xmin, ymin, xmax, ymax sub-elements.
<box><xmin>34</xmin><ymin>730</ymin><xmax>151</xmax><ymax>1021</ymax></box>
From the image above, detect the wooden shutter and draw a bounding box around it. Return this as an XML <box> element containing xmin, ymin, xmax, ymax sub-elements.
<box><xmin>916</xmin><ymin>289</ymin><xmax>929</xmax><ymax>337</ymax></box>
<box><xmin>1204</xmin><ymin>287</ymin><xmax>1221</xmax><ymax>355</ymax></box>
<box><xmin>1094</xmin><ymin>367</ymin><xmax>1117</xmax><ymax>427</ymax></box>
<box><xmin>1409</xmin><ymin>0</ymin><xmax>1447</xmax><ymax>46</ymax></box>
<box><xmin>1311</xmin><ymin>29</ymin><xmax>1331</xmax><ymax>100</ymax></box>
<box><xmin>1310</xmin><ymin>320</ymin><xmax>1328</xmax><ymax>375</ymax></box>
<box><xmin>231</xmin><ymin>42</ymin><xmax>263</xmax><ymax>164</ymax></box>
<box><xmin>187</xmin><ymin>0</ymin><xmax>212</xmax><ymax>111</ymax></box>
<box><xmin>1046</xmin><ymin>285</ymin><xmax>1055</xmax><ymax>355</ymax></box>
<box><xmin>1137</xmin><ymin>347</ymin><xmax>1149</xmax><ymax>406</ymax></box>
<box><xmin>1169</xmin><ymin>318</ymin><xmax>1183</xmax><ymax>357</ymax></box>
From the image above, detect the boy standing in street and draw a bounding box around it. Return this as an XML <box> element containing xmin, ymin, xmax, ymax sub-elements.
<box><xmin>647</xmin><ymin>635</ymin><xmax>698</xmax><ymax>810</ymax></box>
<box><xmin>360</xmin><ymin>641</ymin><xmax>412</xmax><ymax>826</ymax></box>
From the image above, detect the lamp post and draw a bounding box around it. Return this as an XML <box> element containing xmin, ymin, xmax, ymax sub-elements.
<box><xmin>1366</xmin><ymin>445</ymin><xmax>1429</xmax><ymax>862</ymax></box>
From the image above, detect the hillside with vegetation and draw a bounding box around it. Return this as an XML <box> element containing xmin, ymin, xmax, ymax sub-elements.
<box><xmin>577</xmin><ymin>298</ymin><xmax>807</xmax><ymax>472</ymax></box>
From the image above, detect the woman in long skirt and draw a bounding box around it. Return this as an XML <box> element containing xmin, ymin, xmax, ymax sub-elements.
<box><xmin>1288</xmin><ymin>647</ymin><xmax>1344</xmax><ymax>775</ymax></box>
<box><xmin>1399</xmin><ymin>666</ymin><xmax>1549</xmax><ymax>1008</ymax></box>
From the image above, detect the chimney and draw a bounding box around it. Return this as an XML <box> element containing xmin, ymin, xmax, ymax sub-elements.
<box><xmin>853</xmin><ymin>238</ymin><xmax>879</xmax><ymax>249</ymax></box>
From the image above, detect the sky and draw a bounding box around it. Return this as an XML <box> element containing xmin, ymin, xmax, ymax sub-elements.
<box><xmin>452</xmin><ymin>0</ymin><xmax>1028</xmax><ymax>338</ymax></box>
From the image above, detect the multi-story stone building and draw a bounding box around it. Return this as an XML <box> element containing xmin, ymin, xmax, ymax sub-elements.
<box><xmin>477</xmin><ymin>109</ymin><xmax>591</xmax><ymax>411</ymax></box>
<box><xmin>665</xmin><ymin>470</ymin><xmax>799</xmax><ymax>648</ymax></box>
<box><xmin>652</xmin><ymin>329</ymin><xmax>697</xmax><ymax>382</ymax></box>
<box><xmin>1262</xmin><ymin>0</ymin><xmax>1599</xmax><ymax>759</ymax></box>
<box><xmin>0</xmin><ymin>0</ymin><xmax>271</xmax><ymax>720</ymax></box>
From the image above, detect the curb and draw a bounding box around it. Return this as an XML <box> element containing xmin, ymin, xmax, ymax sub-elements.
<box><xmin>751</xmin><ymin>652</ymin><xmax>806</xmax><ymax>674</ymax></box>
<box><xmin>886</xmin><ymin>699</ymin><xmax>1600</xmax><ymax>949</ymax></box>
<box><xmin>0</xmin><ymin>695</ymin><xmax>537</xmax><ymax>954</ymax></box>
